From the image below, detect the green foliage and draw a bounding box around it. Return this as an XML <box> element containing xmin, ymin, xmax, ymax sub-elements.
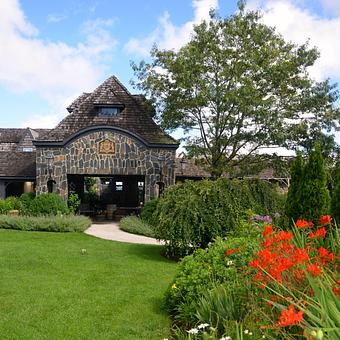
<box><xmin>132</xmin><ymin>8</ymin><xmax>339</xmax><ymax>177</ymax></box>
<box><xmin>140</xmin><ymin>198</ymin><xmax>159</xmax><ymax>226</ymax></box>
<box><xmin>285</xmin><ymin>153</ymin><xmax>304</xmax><ymax>222</ymax></box>
<box><xmin>119</xmin><ymin>216</ymin><xmax>155</xmax><ymax>238</ymax></box>
<box><xmin>153</xmin><ymin>179</ymin><xmax>284</xmax><ymax>258</ymax></box>
<box><xmin>68</xmin><ymin>193</ymin><xmax>81</xmax><ymax>214</ymax></box>
<box><xmin>0</xmin><ymin>196</ymin><xmax>22</xmax><ymax>214</ymax></box>
<box><xmin>332</xmin><ymin>167</ymin><xmax>340</xmax><ymax>224</ymax></box>
<box><xmin>196</xmin><ymin>283</ymin><xmax>250</xmax><ymax>334</ymax></box>
<box><xmin>0</xmin><ymin>214</ymin><xmax>91</xmax><ymax>232</ymax></box>
<box><xmin>25</xmin><ymin>193</ymin><xmax>70</xmax><ymax>216</ymax></box>
<box><xmin>164</xmin><ymin>237</ymin><xmax>258</xmax><ymax>324</ymax></box>
<box><xmin>18</xmin><ymin>192</ymin><xmax>36</xmax><ymax>215</ymax></box>
<box><xmin>300</xmin><ymin>143</ymin><xmax>331</xmax><ymax>224</ymax></box>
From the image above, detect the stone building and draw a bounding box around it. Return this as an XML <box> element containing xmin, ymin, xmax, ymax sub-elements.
<box><xmin>0</xmin><ymin>76</ymin><xmax>179</xmax><ymax>208</ymax></box>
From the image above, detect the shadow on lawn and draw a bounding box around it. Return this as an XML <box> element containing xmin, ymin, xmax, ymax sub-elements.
<box><xmin>126</xmin><ymin>243</ymin><xmax>174</xmax><ymax>263</ymax></box>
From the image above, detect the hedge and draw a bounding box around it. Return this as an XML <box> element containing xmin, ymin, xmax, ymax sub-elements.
<box><xmin>0</xmin><ymin>215</ymin><xmax>91</xmax><ymax>232</ymax></box>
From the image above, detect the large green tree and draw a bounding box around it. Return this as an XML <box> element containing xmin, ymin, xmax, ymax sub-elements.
<box><xmin>132</xmin><ymin>6</ymin><xmax>339</xmax><ymax>177</ymax></box>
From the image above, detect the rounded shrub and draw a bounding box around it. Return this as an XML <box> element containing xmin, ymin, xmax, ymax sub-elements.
<box><xmin>26</xmin><ymin>193</ymin><xmax>70</xmax><ymax>216</ymax></box>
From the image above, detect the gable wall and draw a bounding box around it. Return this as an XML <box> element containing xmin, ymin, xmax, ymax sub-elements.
<box><xmin>35</xmin><ymin>130</ymin><xmax>176</xmax><ymax>201</ymax></box>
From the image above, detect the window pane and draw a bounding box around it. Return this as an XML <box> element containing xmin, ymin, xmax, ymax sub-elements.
<box><xmin>98</xmin><ymin>107</ymin><xmax>122</xmax><ymax>117</ymax></box>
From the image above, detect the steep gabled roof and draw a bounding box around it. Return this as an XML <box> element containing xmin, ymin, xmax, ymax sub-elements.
<box><xmin>38</xmin><ymin>76</ymin><xmax>178</xmax><ymax>147</ymax></box>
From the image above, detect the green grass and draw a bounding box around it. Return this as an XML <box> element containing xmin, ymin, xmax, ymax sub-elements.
<box><xmin>0</xmin><ymin>230</ymin><xmax>177</xmax><ymax>340</ymax></box>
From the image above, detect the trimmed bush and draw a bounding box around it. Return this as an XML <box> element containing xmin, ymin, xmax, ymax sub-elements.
<box><xmin>300</xmin><ymin>144</ymin><xmax>330</xmax><ymax>224</ymax></box>
<box><xmin>164</xmin><ymin>237</ymin><xmax>258</xmax><ymax>324</ymax></box>
<box><xmin>153</xmin><ymin>178</ymin><xmax>284</xmax><ymax>258</ymax></box>
<box><xmin>119</xmin><ymin>216</ymin><xmax>155</xmax><ymax>238</ymax></box>
<box><xmin>0</xmin><ymin>214</ymin><xmax>91</xmax><ymax>232</ymax></box>
<box><xmin>24</xmin><ymin>193</ymin><xmax>70</xmax><ymax>216</ymax></box>
<box><xmin>140</xmin><ymin>198</ymin><xmax>159</xmax><ymax>226</ymax></box>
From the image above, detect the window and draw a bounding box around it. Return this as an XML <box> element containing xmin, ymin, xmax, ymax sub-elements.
<box><xmin>97</xmin><ymin>106</ymin><xmax>123</xmax><ymax>117</ymax></box>
<box><xmin>22</xmin><ymin>147</ymin><xmax>34</xmax><ymax>152</ymax></box>
<box><xmin>115</xmin><ymin>181</ymin><xmax>123</xmax><ymax>191</ymax></box>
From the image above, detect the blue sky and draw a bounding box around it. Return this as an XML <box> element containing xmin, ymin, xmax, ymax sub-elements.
<box><xmin>0</xmin><ymin>0</ymin><xmax>339</xmax><ymax>145</ymax></box>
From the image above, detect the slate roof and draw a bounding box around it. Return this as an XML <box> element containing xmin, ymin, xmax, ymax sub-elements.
<box><xmin>0</xmin><ymin>129</ymin><xmax>27</xmax><ymax>143</ymax></box>
<box><xmin>0</xmin><ymin>128</ymin><xmax>50</xmax><ymax>178</ymax></box>
<box><xmin>38</xmin><ymin>76</ymin><xmax>178</xmax><ymax>146</ymax></box>
<box><xmin>0</xmin><ymin>128</ymin><xmax>50</xmax><ymax>143</ymax></box>
<box><xmin>0</xmin><ymin>152</ymin><xmax>36</xmax><ymax>177</ymax></box>
<box><xmin>174</xmin><ymin>158</ymin><xmax>210</xmax><ymax>178</ymax></box>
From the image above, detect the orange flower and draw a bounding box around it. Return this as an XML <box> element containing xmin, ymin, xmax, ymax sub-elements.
<box><xmin>277</xmin><ymin>305</ymin><xmax>304</xmax><ymax>327</ymax></box>
<box><xmin>307</xmin><ymin>263</ymin><xmax>322</xmax><ymax>277</ymax></box>
<box><xmin>319</xmin><ymin>215</ymin><xmax>332</xmax><ymax>226</ymax></box>
<box><xmin>295</xmin><ymin>219</ymin><xmax>314</xmax><ymax>229</ymax></box>
<box><xmin>333</xmin><ymin>287</ymin><xmax>340</xmax><ymax>296</ymax></box>
<box><xmin>309</xmin><ymin>227</ymin><xmax>327</xmax><ymax>239</ymax></box>
<box><xmin>263</xmin><ymin>225</ymin><xmax>273</xmax><ymax>237</ymax></box>
<box><xmin>226</xmin><ymin>249</ymin><xmax>233</xmax><ymax>256</ymax></box>
<box><xmin>225</xmin><ymin>248</ymin><xmax>240</xmax><ymax>256</ymax></box>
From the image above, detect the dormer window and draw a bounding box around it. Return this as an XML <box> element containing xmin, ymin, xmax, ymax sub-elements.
<box><xmin>22</xmin><ymin>147</ymin><xmax>34</xmax><ymax>152</ymax></box>
<box><xmin>97</xmin><ymin>105</ymin><xmax>124</xmax><ymax>117</ymax></box>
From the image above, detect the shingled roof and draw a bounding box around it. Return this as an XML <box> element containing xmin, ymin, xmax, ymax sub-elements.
<box><xmin>0</xmin><ymin>152</ymin><xmax>36</xmax><ymax>177</ymax></box>
<box><xmin>38</xmin><ymin>76</ymin><xmax>178</xmax><ymax>147</ymax></box>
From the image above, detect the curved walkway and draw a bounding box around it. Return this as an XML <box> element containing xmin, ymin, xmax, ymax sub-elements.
<box><xmin>85</xmin><ymin>222</ymin><xmax>163</xmax><ymax>245</ymax></box>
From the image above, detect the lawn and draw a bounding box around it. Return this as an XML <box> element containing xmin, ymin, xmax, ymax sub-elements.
<box><xmin>0</xmin><ymin>230</ymin><xmax>178</xmax><ymax>340</ymax></box>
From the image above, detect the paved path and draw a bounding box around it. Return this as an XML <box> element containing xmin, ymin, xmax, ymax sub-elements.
<box><xmin>85</xmin><ymin>222</ymin><xmax>163</xmax><ymax>245</ymax></box>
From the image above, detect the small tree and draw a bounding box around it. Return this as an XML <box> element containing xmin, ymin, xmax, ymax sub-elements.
<box><xmin>300</xmin><ymin>144</ymin><xmax>330</xmax><ymax>223</ymax></box>
<box><xmin>285</xmin><ymin>153</ymin><xmax>304</xmax><ymax>222</ymax></box>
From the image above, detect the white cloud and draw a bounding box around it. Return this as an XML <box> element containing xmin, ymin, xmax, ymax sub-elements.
<box><xmin>124</xmin><ymin>0</ymin><xmax>218</xmax><ymax>56</ymax></box>
<box><xmin>247</xmin><ymin>0</ymin><xmax>340</xmax><ymax>81</ymax></box>
<box><xmin>20</xmin><ymin>112</ymin><xmax>63</xmax><ymax>129</ymax></box>
<box><xmin>0</xmin><ymin>0</ymin><xmax>117</xmax><ymax>127</ymax></box>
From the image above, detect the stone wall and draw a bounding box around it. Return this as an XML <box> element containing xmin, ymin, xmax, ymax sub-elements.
<box><xmin>35</xmin><ymin>130</ymin><xmax>176</xmax><ymax>201</ymax></box>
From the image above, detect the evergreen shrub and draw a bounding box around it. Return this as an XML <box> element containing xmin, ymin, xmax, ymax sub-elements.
<box><xmin>300</xmin><ymin>144</ymin><xmax>330</xmax><ymax>224</ymax></box>
<box><xmin>153</xmin><ymin>178</ymin><xmax>284</xmax><ymax>257</ymax></box>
